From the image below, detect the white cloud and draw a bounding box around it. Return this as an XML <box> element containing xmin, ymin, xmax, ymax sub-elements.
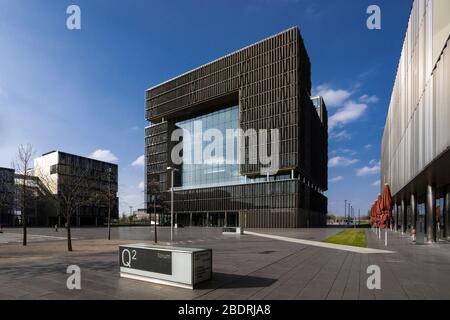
<box><xmin>303</xmin><ymin>4</ymin><xmax>329</xmax><ymax>20</ymax></box>
<box><xmin>88</xmin><ymin>149</ymin><xmax>118</xmax><ymax>163</ymax></box>
<box><xmin>369</xmin><ymin>159</ymin><xmax>380</xmax><ymax>166</ymax></box>
<box><xmin>313</xmin><ymin>85</ymin><xmax>375</xmax><ymax>131</ymax></box>
<box><xmin>359</xmin><ymin>94</ymin><xmax>379</xmax><ymax>104</ymax></box>
<box><xmin>371</xmin><ymin>180</ymin><xmax>381</xmax><ymax>187</ymax></box>
<box><xmin>132</xmin><ymin>154</ymin><xmax>145</xmax><ymax>167</ymax></box>
<box><xmin>329</xmin><ymin>156</ymin><xmax>359</xmax><ymax>168</ymax></box>
<box><xmin>329</xmin><ymin>176</ymin><xmax>344</xmax><ymax>183</ymax></box>
<box><xmin>330</xmin><ymin>130</ymin><xmax>351</xmax><ymax>141</ymax></box>
<box><xmin>313</xmin><ymin>84</ymin><xmax>352</xmax><ymax>108</ymax></box>
<box><xmin>328</xmin><ymin>101</ymin><xmax>368</xmax><ymax>130</ymax></box>
<box><xmin>364</xmin><ymin>144</ymin><xmax>373</xmax><ymax>150</ymax></box>
<box><xmin>138</xmin><ymin>181</ymin><xmax>145</xmax><ymax>190</ymax></box>
<box><xmin>330</xmin><ymin>148</ymin><xmax>356</xmax><ymax>156</ymax></box>
<box><xmin>356</xmin><ymin>163</ymin><xmax>381</xmax><ymax>176</ymax></box>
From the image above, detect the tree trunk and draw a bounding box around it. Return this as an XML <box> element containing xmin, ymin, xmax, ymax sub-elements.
<box><xmin>108</xmin><ymin>205</ymin><xmax>111</xmax><ymax>240</ymax></box>
<box><xmin>22</xmin><ymin>177</ymin><xmax>27</xmax><ymax>246</ymax></box>
<box><xmin>23</xmin><ymin>214</ymin><xmax>27</xmax><ymax>246</ymax></box>
<box><xmin>154</xmin><ymin>209</ymin><xmax>158</xmax><ymax>244</ymax></box>
<box><xmin>67</xmin><ymin>218</ymin><xmax>73</xmax><ymax>252</ymax></box>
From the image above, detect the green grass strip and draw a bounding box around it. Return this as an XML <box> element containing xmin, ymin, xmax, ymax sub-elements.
<box><xmin>322</xmin><ymin>229</ymin><xmax>368</xmax><ymax>248</ymax></box>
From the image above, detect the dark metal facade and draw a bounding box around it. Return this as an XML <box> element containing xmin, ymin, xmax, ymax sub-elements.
<box><xmin>145</xmin><ymin>27</ymin><xmax>328</xmax><ymax>228</ymax></box>
<box><xmin>55</xmin><ymin>151</ymin><xmax>119</xmax><ymax>226</ymax></box>
<box><xmin>0</xmin><ymin>167</ymin><xmax>15</xmax><ymax>226</ymax></box>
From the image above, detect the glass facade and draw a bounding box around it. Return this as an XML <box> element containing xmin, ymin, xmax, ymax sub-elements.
<box><xmin>174</xmin><ymin>105</ymin><xmax>293</xmax><ymax>190</ymax></box>
<box><xmin>311</xmin><ymin>97</ymin><xmax>322</xmax><ymax>117</ymax></box>
<box><xmin>176</xmin><ymin>105</ymin><xmax>245</xmax><ymax>189</ymax></box>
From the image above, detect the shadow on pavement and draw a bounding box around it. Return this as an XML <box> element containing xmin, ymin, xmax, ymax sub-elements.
<box><xmin>197</xmin><ymin>272</ymin><xmax>277</xmax><ymax>290</ymax></box>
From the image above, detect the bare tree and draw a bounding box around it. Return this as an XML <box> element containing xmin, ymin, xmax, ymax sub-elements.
<box><xmin>92</xmin><ymin>168</ymin><xmax>117</xmax><ymax>240</ymax></box>
<box><xmin>14</xmin><ymin>144</ymin><xmax>36</xmax><ymax>246</ymax></box>
<box><xmin>36</xmin><ymin>167</ymin><xmax>93</xmax><ymax>252</ymax></box>
<box><xmin>147</xmin><ymin>179</ymin><xmax>169</xmax><ymax>244</ymax></box>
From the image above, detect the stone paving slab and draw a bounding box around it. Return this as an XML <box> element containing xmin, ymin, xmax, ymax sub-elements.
<box><xmin>1</xmin><ymin>227</ymin><xmax>450</xmax><ymax>299</ymax></box>
<box><xmin>0</xmin><ymin>232</ymin><xmax>69</xmax><ymax>244</ymax></box>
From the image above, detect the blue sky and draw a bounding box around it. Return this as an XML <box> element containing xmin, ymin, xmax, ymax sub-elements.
<box><xmin>0</xmin><ymin>0</ymin><xmax>412</xmax><ymax>216</ymax></box>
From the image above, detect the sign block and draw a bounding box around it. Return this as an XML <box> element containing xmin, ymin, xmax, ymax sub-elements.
<box><xmin>119</xmin><ymin>244</ymin><xmax>212</xmax><ymax>289</ymax></box>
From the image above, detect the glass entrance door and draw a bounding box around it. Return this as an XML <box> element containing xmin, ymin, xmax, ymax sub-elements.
<box><xmin>209</xmin><ymin>213</ymin><xmax>225</xmax><ymax>227</ymax></box>
<box><xmin>226</xmin><ymin>212</ymin><xmax>239</xmax><ymax>227</ymax></box>
<box><xmin>416</xmin><ymin>203</ymin><xmax>426</xmax><ymax>244</ymax></box>
<box><xmin>192</xmin><ymin>213</ymin><xmax>207</xmax><ymax>226</ymax></box>
<box><xmin>407</xmin><ymin>205</ymin><xmax>413</xmax><ymax>233</ymax></box>
<box><xmin>436</xmin><ymin>198</ymin><xmax>445</xmax><ymax>240</ymax></box>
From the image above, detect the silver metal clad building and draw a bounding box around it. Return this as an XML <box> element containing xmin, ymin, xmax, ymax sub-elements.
<box><xmin>381</xmin><ymin>0</ymin><xmax>450</xmax><ymax>242</ymax></box>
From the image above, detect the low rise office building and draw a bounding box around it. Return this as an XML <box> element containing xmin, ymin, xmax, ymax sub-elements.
<box><xmin>33</xmin><ymin>151</ymin><xmax>119</xmax><ymax>227</ymax></box>
<box><xmin>0</xmin><ymin>167</ymin><xmax>15</xmax><ymax>227</ymax></box>
<box><xmin>14</xmin><ymin>173</ymin><xmax>47</xmax><ymax>226</ymax></box>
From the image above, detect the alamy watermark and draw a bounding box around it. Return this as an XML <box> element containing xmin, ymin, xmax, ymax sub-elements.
<box><xmin>366</xmin><ymin>5</ymin><xmax>381</xmax><ymax>30</ymax></box>
<box><xmin>366</xmin><ymin>265</ymin><xmax>381</xmax><ymax>290</ymax></box>
<box><xmin>66</xmin><ymin>265</ymin><xmax>81</xmax><ymax>290</ymax></box>
<box><xmin>66</xmin><ymin>5</ymin><xmax>81</xmax><ymax>30</ymax></box>
<box><xmin>170</xmin><ymin>124</ymin><xmax>280</xmax><ymax>176</ymax></box>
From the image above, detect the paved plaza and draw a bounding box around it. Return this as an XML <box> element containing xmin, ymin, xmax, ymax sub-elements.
<box><xmin>1</xmin><ymin>227</ymin><xmax>450</xmax><ymax>299</ymax></box>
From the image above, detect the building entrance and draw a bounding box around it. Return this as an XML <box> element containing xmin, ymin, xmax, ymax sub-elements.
<box><xmin>416</xmin><ymin>203</ymin><xmax>426</xmax><ymax>244</ymax></box>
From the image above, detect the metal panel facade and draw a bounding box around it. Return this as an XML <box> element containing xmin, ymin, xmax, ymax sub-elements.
<box><xmin>381</xmin><ymin>0</ymin><xmax>450</xmax><ymax>199</ymax></box>
<box><xmin>0</xmin><ymin>167</ymin><xmax>15</xmax><ymax>226</ymax></box>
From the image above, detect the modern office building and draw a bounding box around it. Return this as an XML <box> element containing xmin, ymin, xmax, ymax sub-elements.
<box><xmin>145</xmin><ymin>27</ymin><xmax>328</xmax><ymax>228</ymax></box>
<box><xmin>0</xmin><ymin>167</ymin><xmax>15</xmax><ymax>226</ymax></box>
<box><xmin>381</xmin><ymin>0</ymin><xmax>450</xmax><ymax>242</ymax></box>
<box><xmin>1</xmin><ymin>167</ymin><xmax>49</xmax><ymax>227</ymax></box>
<box><xmin>33</xmin><ymin>151</ymin><xmax>119</xmax><ymax>226</ymax></box>
<box><xmin>14</xmin><ymin>173</ymin><xmax>45</xmax><ymax>226</ymax></box>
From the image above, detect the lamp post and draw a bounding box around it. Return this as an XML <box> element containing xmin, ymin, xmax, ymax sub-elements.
<box><xmin>348</xmin><ymin>203</ymin><xmax>351</xmax><ymax>226</ymax></box>
<box><xmin>350</xmin><ymin>205</ymin><xmax>352</xmax><ymax>226</ymax></box>
<box><xmin>350</xmin><ymin>205</ymin><xmax>352</xmax><ymax>225</ymax></box>
<box><xmin>350</xmin><ymin>205</ymin><xmax>353</xmax><ymax>226</ymax></box>
<box><xmin>167</xmin><ymin>167</ymin><xmax>179</xmax><ymax>242</ymax></box>
<box><xmin>344</xmin><ymin>200</ymin><xmax>347</xmax><ymax>226</ymax></box>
